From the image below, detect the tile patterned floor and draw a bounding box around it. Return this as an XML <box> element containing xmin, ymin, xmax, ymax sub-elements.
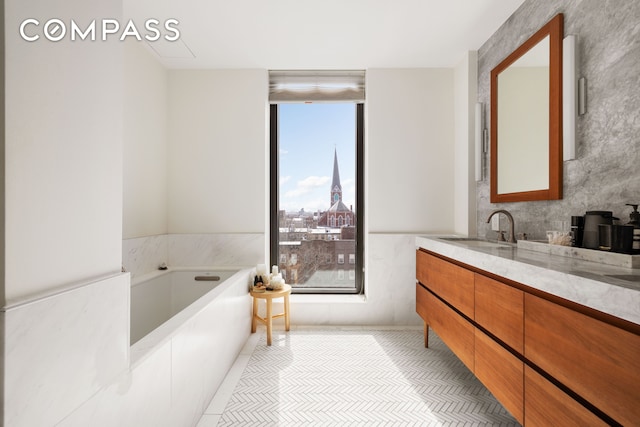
<box><xmin>199</xmin><ymin>327</ymin><xmax>520</xmax><ymax>426</ymax></box>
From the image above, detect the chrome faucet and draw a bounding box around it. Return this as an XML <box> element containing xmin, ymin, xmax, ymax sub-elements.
<box><xmin>486</xmin><ymin>209</ymin><xmax>517</xmax><ymax>243</ymax></box>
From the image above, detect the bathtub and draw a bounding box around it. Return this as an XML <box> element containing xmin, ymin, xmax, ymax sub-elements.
<box><xmin>58</xmin><ymin>266</ymin><xmax>253</xmax><ymax>426</ymax></box>
<box><xmin>130</xmin><ymin>268</ymin><xmax>242</xmax><ymax>344</ymax></box>
<box><xmin>123</xmin><ymin>267</ymin><xmax>252</xmax><ymax>426</ymax></box>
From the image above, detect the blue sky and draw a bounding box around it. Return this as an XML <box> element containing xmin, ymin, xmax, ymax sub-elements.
<box><xmin>279</xmin><ymin>103</ymin><xmax>356</xmax><ymax>214</ymax></box>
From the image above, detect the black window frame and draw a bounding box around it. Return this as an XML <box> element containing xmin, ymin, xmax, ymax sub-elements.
<box><xmin>270</xmin><ymin>103</ymin><xmax>364</xmax><ymax>294</ymax></box>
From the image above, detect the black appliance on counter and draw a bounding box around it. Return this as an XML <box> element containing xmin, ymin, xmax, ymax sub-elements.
<box><xmin>582</xmin><ymin>211</ymin><xmax>616</xmax><ymax>250</ymax></box>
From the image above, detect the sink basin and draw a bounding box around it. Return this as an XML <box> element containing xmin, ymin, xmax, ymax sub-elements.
<box><xmin>439</xmin><ymin>237</ymin><xmax>513</xmax><ymax>249</ymax></box>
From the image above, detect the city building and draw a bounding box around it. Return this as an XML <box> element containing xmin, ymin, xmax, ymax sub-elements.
<box><xmin>279</xmin><ymin>148</ymin><xmax>356</xmax><ymax>286</ymax></box>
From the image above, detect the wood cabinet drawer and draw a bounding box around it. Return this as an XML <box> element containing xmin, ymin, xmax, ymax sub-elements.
<box><xmin>416</xmin><ymin>283</ymin><xmax>430</xmax><ymax>322</ymax></box>
<box><xmin>524</xmin><ymin>366</ymin><xmax>607</xmax><ymax>426</ymax></box>
<box><xmin>475</xmin><ymin>274</ymin><xmax>523</xmax><ymax>353</ymax></box>
<box><xmin>419</xmin><ymin>284</ymin><xmax>474</xmax><ymax>372</ymax></box>
<box><xmin>475</xmin><ymin>329</ymin><xmax>524</xmax><ymax>424</ymax></box>
<box><xmin>416</xmin><ymin>250</ymin><xmax>474</xmax><ymax>319</ymax></box>
<box><xmin>524</xmin><ymin>293</ymin><xmax>640</xmax><ymax>426</ymax></box>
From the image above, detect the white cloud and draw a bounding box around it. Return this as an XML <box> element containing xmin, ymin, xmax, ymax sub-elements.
<box><xmin>300</xmin><ymin>176</ymin><xmax>330</xmax><ymax>188</ymax></box>
<box><xmin>339</xmin><ymin>178</ymin><xmax>356</xmax><ymax>208</ymax></box>
<box><xmin>280</xmin><ymin>175</ymin><xmax>291</xmax><ymax>186</ymax></box>
<box><xmin>284</xmin><ymin>175</ymin><xmax>329</xmax><ymax>198</ymax></box>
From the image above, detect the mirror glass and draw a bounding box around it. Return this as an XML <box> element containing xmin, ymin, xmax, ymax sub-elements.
<box><xmin>490</xmin><ymin>14</ymin><xmax>563</xmax><ymax>203</ymax></box>
<box><xmin>497</xmin><ymin>36</ymin><xmax>549</xmax><ymax>194</ymax></box>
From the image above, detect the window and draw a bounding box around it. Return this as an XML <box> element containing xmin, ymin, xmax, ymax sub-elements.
<box><xmin>270</xmin><ymin>100</ymin><xmax>364</xmax><ymax>294</ymax></box>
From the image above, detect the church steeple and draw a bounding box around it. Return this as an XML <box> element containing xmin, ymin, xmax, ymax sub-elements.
<box><xmin>330</xmin><ymin>148</ymin><xmax>342</xmax><ymax>206</ymax></box>
<box><xmin>322</xmin><ymin>147</ymin><xmax>355</xmax><ymax>229</ymax></box>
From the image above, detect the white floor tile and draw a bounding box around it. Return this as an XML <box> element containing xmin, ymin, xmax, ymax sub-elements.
<box><xmin>197</xmin><ymin>327</ymin><xmax>520</xmax><ymax>426</ymax></box>
<box><xmin>202</xmin><ymin>330</ymin><xmax>263</xmax><ymax>416</ymax></box>
<box><xmin>195</xmin><ymin>414</ymin><xmax>221</xmax><ymax>427</ymax></box>
<box><xmin>204</xmin><ymin>355</ymin><xmax>251</xmax><ymax>414</ymax></box>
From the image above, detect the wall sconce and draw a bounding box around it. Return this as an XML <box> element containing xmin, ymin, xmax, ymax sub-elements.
<box><xmin>475</xmin><ymin>103</ymin><xmax>488</xmax><ymax>181</ymax></box>
<box><xmin>578</xmin><ymin>76</ymin><xmax>587</xmax><ymax>115</ymax></box>
<box><xmin>563</xmin><ymin>34</ymin><xmax>583</xmax><ymax>161</ymax></box>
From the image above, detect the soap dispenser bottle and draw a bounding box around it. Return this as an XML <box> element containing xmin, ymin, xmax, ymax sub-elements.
<box><xmin>626</xmin><ymin>203</ymin><xmax>640</xmax><ymax>254</ymax></box>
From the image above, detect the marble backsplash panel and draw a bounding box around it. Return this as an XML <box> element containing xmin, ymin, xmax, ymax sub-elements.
<box><xmin>122</xmin><ymin>235</ymin><xmax>168</xmax><ymax>278</ymax></box>
<box><xmin>123</xmin><ymin>233</ymin><xmax>264</xmax><ymax>278</ymax></box>
<box><xmin>476</xmin><ymin>0</ymin><xmax>640</xmax><ymax>240</ymax></box>
<box><xmin>168</xmin><ymin>233</ymin><xmax>264</xmax><ymax>267</ymax></box>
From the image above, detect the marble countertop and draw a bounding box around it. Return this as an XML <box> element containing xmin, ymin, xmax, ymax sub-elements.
<box><xmin>416</xmin><ymin>235</ymin><xmax>640</xmax><ymax>326</ymax></box>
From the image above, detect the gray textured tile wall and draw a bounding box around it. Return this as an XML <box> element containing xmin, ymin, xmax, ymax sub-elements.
<box><xmin>477</xmin><ymin>0</ymin><xmax>640</xmax><ymax>240</ymax></box>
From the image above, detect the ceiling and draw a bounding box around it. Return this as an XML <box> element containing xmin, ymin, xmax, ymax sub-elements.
<box><xmin>125</xmin><ymin>0</ymin><xmax>526</xmax><ymax>69</ymax></box>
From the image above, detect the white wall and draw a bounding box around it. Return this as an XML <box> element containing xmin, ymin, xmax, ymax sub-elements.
<box><xmin>167</xmin><ymin>69</ymin><xmax>268</xmax><ymax>235</ymax></box>
<box><xmin>4</xmin><ymin>0</ymin><xmax>124</xmax><ymax>303</ymax></box>
<box><xmin>145</xmin><ymin>68</ymin><xmax>457</xmax><ymax>251</ymax></box>
<box><xmin>161</xmin><ymin>68</ymin><xmax>457</xmax><ymax>325</ymax></box>
<box><xmin>123</xmin><ymin>42</ymin><xmax>169</xmax><ymax>239</ymax></box>
<box><xmin>453</xmin><ymin>52</ymin><xmax>478</xmax><ymax>235</ymax></box>
<box><xmin>366</xmin><ymin>69</ymin><xmax>455</xmax><ymax>233</ymax></box>
<box><xmin>3</xmin><ymin>1</ymin><xmax>129</xmax><ymax>425</ymax></box>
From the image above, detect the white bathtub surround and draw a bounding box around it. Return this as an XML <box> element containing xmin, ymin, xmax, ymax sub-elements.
<box><xmin>59</xmin><ymin>268</ymin><xmax>252</xmax><ymax>427</ymax></box>
<box><xmin>122</xmin><ymin>234</ymin><xmax>169</xmax><ymax>278</ymax></box>
<box><xmin>122</xmin><ymin>233</ymin><xmax>265</xmax><ymax>278</ymax></box>
<box><xmin>2</xmin><ymin>273</ymin><xmax>130</xmax><ymax>427</ymax></box>
<box><xmin>168</xmin><ymin>233</ymin><xmax>264</xmax><ymax>267</ymax></box>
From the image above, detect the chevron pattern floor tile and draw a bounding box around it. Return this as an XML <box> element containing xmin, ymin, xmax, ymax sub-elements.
<box><xmin>212</xmin><ymin>327</ymin><xmax>520</xmax><ymax>426</ymax></box>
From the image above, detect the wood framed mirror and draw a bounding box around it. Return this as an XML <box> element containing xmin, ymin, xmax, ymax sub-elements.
<box><xmin>490</xmin><ymin>13</ymin><xmax>563</xmax><ymax>203</ymax></box>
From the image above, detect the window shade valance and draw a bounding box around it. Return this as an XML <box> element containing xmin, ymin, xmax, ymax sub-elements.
<box><xmin>269</xmin><ymin>70</ymin><xmax>365</xmax><ymax>103</ymax></box>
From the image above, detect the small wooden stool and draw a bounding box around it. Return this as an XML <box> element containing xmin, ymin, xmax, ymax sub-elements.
<box><xmin>250</xmin><ymin>284</ymin><xmax>291</xmax><ymax>346</ymax></box>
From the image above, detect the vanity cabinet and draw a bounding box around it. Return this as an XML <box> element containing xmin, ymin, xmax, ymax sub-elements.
<box><xmin>416</xmin><ymin>283</ymin><xmax>474</xmax><ymax>371</ymax></box>
<box><xmin>474</xmin><ymin>274</ymin><xmax>523</xmax><ymax>353</ymax></box>
<box><xmin>416</xmin><ymin>249</ymin><xmax>474</xmax><ymax>319</ymax></box>
<box><xmin>474</xmin><ymin>328</ymin><xmax>524</xmax><ymax>423</ymax></box>
<box><xmin>525</xmin><ymin>293</ymin><xmax>640</xmax><ymax>426</ymax></box>
<box><xmin>416</xmin><ymin>248</ymin><xmax>639</xmax><ymax>426</ymax></box>
<box><xmin>524</xmin><ymin>366</ymin><xmax>607</xmax><ymax>426</ymax></box>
